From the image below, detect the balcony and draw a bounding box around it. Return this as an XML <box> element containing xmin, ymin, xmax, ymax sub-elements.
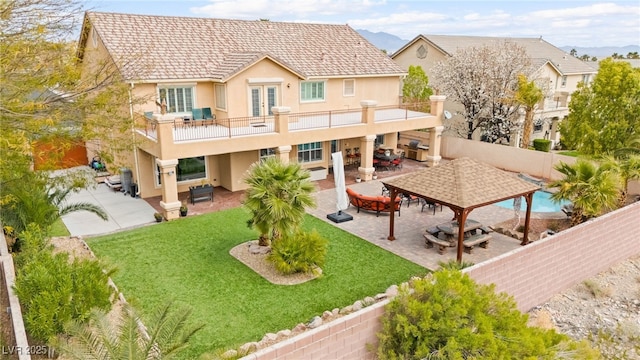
<box><xmin>137</xmin><ymin>103</ymin><xmax>435</xmax><ymax>143</ymax></box>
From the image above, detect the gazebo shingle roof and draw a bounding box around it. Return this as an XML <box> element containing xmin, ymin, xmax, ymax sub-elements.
<box><xmin>383</xmin><ymin>157</ymin><xmax>540</xmax><ymax>209</ymax></box>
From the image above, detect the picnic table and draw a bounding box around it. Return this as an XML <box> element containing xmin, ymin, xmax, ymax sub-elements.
<box><xmin>425</xmin><ymin>219</ymin><xmax>493</xmax><ymax>254</ymax></box>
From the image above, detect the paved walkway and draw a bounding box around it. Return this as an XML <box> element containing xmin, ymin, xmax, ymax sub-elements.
<box><xmin>308</xmin><ymin>175</ymin><xmax>525</xmax><ymax>270</ymax></box>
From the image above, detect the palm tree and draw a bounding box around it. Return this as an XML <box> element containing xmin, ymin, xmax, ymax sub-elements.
<box><xmin>243</xmin><ymin>157</ymin><xmax>316</xmax><ymax>246</ymax></box>
<box><xmin>548</xmin><ymin>160</ymin><xmax>620</xmax><ymax>225</ymax></box>
<box><xmin>57</xmin><ymin>300</ymin><xmax>203</xmax><ymax>359</ymax></box>
<box><xmin>515</xmin><ymin>74</ymin><xmax>544</xmax><ymax>149</ymax></box>
<box><xmin>0</xmin><ymin>172</ymin><xmax>107</xmax><ymax>234</ymax></box>
<box><xmin>600</xmin><ymin>154</ymin><xmax>640</xmax><ymax>205</ymax></box>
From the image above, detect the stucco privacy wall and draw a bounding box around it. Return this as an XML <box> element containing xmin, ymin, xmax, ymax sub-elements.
<box><xmin>440</xmin><ymin>136</ymin><xmax>577</xmax><ymax>180</ymax></box>
<box><xmin>244</xmin><ymin>201</ymin><xmax>640</xmax><ymax>360</ymax></box>
<box><xmin>0</xmin><ymin>229</ymin><xmax>31</xmax><ymax>360</ymax></box>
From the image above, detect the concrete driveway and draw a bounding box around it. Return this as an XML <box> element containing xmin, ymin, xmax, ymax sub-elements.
<box><xmin>61</xmin><ymin>172</ymin><xmax>157</xmax><ymax>237</ymax></box>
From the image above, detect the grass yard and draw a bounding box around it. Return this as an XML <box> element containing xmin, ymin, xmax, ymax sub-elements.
<box><xmin>87</xmin><ymin>207</ymin><xmax>427</xmax><ymax>359</ymax></box>
<box><xmin>49</xmin><ymin>218</ymin><xmax>70</xmax><ymax>237</ymax></box>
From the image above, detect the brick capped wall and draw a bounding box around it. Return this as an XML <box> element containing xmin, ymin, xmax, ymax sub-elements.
<box><xmin>467</xmin><ymin>200</ymin><xmax>640</xmax><ymax>312</ymax></box>
<box><xmin>243</xmin><ymin>202</ymin><xmax>640</xmax><ymax>359</ymax></box>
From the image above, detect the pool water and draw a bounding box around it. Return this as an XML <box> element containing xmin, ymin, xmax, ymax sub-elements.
<box><xmin>494</xmin><ymin>191</ymin><xmax>570</xmax><ymax>213</ymax></box>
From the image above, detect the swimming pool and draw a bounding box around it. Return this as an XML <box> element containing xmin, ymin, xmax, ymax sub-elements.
<box><xmin>494</xmin><ymin>191</ymin><xmax>570</xmax><ymax>213</ymax></box>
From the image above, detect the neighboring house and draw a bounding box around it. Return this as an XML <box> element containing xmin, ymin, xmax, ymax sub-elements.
<box><xmin>392</xmin><ymin>35</ymin><xmax>597</xmax><ymax>148</ymax></box>
<box><xmin>77</xmin><ymin>12</ymin><xmax>446</xmax><ymax>219</ymax></box>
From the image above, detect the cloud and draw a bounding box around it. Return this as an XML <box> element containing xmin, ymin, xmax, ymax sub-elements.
<box><xmin>190</xmin><ymin>0</ymin><xmax>380</xmax><ymax>19</ymax></box>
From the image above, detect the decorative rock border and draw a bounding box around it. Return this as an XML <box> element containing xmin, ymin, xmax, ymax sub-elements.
<box><xmin>223</xmin><ymin>279</ymin><xmax>419</xmax><ymax>358</ymax></box>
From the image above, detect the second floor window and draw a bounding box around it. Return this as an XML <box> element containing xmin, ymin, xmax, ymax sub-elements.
<box><xmin>298</xmin><ymin>142</ymin><xmax>323</xmax><ymax>163</ymax></box>
<box><xmin>215</xmin><ymin>84</ymin><xmax>226</xmax><ymax>110</ymax></box>
<box><xmin>343</xmin><ymin>79</ymin><xmax>355</xmax><ymax>96</ymax></box>
<box><xmin>561</xmin><ymin>76</ymin><xmax>567</xmax><ymax>87</ymax></box>
<box><xmin>159</xmin><ymin>86</ymin><xmax>194</xmax><ymax>113</ymax></box>
<box><xmin>300</xmin><ymin>81</ymin><xmax>325</xmax><ymax>102</ymax></box>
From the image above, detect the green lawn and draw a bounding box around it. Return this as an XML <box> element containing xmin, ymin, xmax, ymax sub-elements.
<box><xmin>49</xmin><ymin>218</ymin><xmax>70</xmax><ymax>237</ymax></box>
<box><xmin>87</xmin><ymin>208</ymin><xmax>427</xmax><ymax>359</ymax></box>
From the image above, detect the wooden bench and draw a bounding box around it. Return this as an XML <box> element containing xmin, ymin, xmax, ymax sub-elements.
<box><xmin>423</xmin><ymin>233</ymin><xmax>453</xmax><ymax>255</ymax></box>
<box><xmin>189</xmin><ymin>184</ymin><xmax>214</xmax><ymax>204</ymax></box>
<box><xmin>463</xmin><ymin>233</ymin><xmax>492</xmax><ymax>254</ymax></box>
<box><xmin>346</xmin><ymin>187</ymin><xmax>402</xmax><ymax>217</ymax></box>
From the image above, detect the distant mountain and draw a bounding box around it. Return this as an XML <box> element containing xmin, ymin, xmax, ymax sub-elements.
<box><xmin>356</xmin><ymin>30</ymin><xmax>409</xmax><ymax>54</ymax></box>
<box><xmin>559</xmin><ymin>45</ymin><xmax>640</xmax><ymax>59</ymax></box>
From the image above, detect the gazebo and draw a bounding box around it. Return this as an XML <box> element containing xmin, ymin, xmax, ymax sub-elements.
<box><xmin>382</xmin><ymin>157</ymin><xmax>541</xmax><ymax>262</ymax></box>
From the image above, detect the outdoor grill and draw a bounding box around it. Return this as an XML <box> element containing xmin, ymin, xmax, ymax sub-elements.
<box><xmin>408</xmin><ymin>139</ymin><xmax>421</xmax><ymax>149</ymax></box>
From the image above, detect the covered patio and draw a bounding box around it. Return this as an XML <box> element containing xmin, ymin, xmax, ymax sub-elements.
<box><xmin>382</xmin><ymin>157</ymin><xmax>541</xmax><ymax>262</ymax></box>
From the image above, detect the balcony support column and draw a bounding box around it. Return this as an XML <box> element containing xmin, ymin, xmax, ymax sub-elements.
<box><xmin>360</xmin><ymin>100</ymin><xmax>377</xmax><ymax>125</ymax></box>
<box><xmin>358</xmin><ymin>134</ymin><xmax>377</xmax><ymax>181</ymax></box>
<box><xmin>276</xmin><ymin>145</ymin><xmax>292</xmax><ymax>163</ymax></box>
<box><xmin>426</xmin><ymin>126</ymin><xmax>443</xmax><ymax>167</ymax></box>
<box><xmin>272</xmin><ymin>106</ymin><xmax>290</xmax><ymax>135</ymax></box>
<box><xmin>156</xmin><ymin>158</ymin><xmax>181</xmax><ymax>220</ymax></box>
<box><xmin>153</xmin><ymin>114</ymin><xmax>177</xmax><ymax>158</ymax></box>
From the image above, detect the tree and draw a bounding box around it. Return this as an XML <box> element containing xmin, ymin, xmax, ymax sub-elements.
<box><xmin>515</xmin><ymin>74</ymin><xmax>544</xmax><ymax>148</ymax></box>
<box><xmin>1</xmin><ymin>0</ymin><xmax>141</xmax><ymax>209</ymax></box>
<box><xmin>559</xmin><ymin>59</ymin><xmax>640</xmax><ymax>155</ymax></box>
<box><xmin>377</xmin><ymin>269</ymin><xmax>599</xmax><ymax>359</ymax></box>
<box><xmin>57</xmin><ymin>300</ymin><xmax>203</xmax><ymax>360</ymax></box>
<box><xmin>402</xmin><ymin>65</ymin><xmax>433</xmax><ymax>111</ymax></box>
<box><xmin>432</xmin><ymin>41</ymin><xmax>534</xmax><ymax>141</ymax></box>
<box><xmin>600</xmin><ymin>154</ymin><xmax>640</xmax><ymax>205</ymax></box>
<box><xmin>243</xmin><ymin>158</ymin><xmax>316</xmax><ymax>246</ymax></box>
<box><xmin>0</xmin><ymin>170</ymin><xmax>107</xmax><ymax>235</ymax></box>
<box><xmin>548</xmin><ymin>160</ymin><xmax>620</xmax><ymax>225</ymax></box>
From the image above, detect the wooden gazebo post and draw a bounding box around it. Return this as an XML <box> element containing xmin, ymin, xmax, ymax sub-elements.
<box><xmin>387</xmin><ymin>187</ymin><xmax>398</xmax><ymax>241</ymax></box>
<box><xmin>521</xmin><ymin>192</ymin><xmax>534</xmax><ymax>245</ymax></box>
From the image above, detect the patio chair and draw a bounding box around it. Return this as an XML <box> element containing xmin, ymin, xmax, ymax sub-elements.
<box><xmin>402</xmin><ymin>193</ymin><xmax>419</xmax><ymax>207</ymax></box>
<box><xmin>192</xmin><ymin>108</ymin><xmax>203</xmax><ymax>120</ymax></box>
<box><xmin>420</xmin><ymin>198</ymin><xmax>442</xmax><ymax>215</ymax></box>
<box><xmin>202</xmin><ymin>107</ymin><xmax>216</xmax><ymax>125</ymax></box>
<box><xmin>392</xmin><ymin>151</ymin><xmax>405</xmax><ymax>170</ymax></box>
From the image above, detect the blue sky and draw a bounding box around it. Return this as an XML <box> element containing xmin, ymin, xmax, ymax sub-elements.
<box><xmin>85</xmin><ymin>0</ymin><xmax>639</xmax><ymax>47</ymax></box>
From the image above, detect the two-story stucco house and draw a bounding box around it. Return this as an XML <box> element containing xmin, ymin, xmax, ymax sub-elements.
<box><xmin>392</xmin><ymin>35</ymin><xmax>596</xmax><ymax>148</ymax></box>
<box><xmin>77</xmin><ymin>12</ymin><xmax>446</xmax><ymax>219</ymax></box>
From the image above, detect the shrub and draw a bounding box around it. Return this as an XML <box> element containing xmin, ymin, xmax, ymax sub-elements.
<box><xmin>533</xmin><ymin>138</ymin><xmax>552</xmax><ymax>152</ymax></box>
<box><xmin>13</xmin><ymin>250</ymin><xmax>114</xmax><ymax>343</ymax></box>
<box><xmin>377</xmin><ymin>269</ymin><xmax>600</xmax><ymax>359</ymax></box>
<box><xmin>268</xmin><ymin>229</ymin><xmax>328</xmax><ymax>275</ymax></box>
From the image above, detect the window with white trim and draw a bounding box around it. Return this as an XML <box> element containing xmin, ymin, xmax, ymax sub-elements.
<box><xmin>158</xmin><ymin>86</ymin><xmax>194</xmax><ymax>113</ymax></box>
<box><xmin>156</xmin><ymin>156</ymin><xmax>206</xmax><ymax>185</ymax></box>
<box><xmin>343</xmin><ymin>79</ymin><xmax>355</xmax><ymax>96</ymax></box>
<box><xmin>561</xmin><ymin>76</ymin><xmax>567</xmax><ymax>87</ymax></box>
<box><xmin>300</xmin><ymin>81</ymin><xmax>325</xmax><ymax>102</ymax></box>
<box><xmin>215</xmin><ymin>84</ymin><xmax>226</xmax><ymax>110</ymax></box>
<box><xmin>581</xmin><ymin>74</ymin><xmax>591</xmax><ymax>85</ymax></box>
<box><xmin>260</xmin><ymin>148</ymin><xmax>276</xmax><ymax>162</ymax></box>
<box><xmin>297</xmin><ymin>142</ymin><xmax>323</xmax><ymax>163</ymax></box>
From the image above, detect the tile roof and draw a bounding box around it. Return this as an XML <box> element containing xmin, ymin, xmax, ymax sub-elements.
<box><xmin>83</xmin><ymin>12</ymin><xmax>404</xmax><ymax>82</ymax></box>
<box><xmin>382</xmin><ymin>157</ymin><xmax>540</xmax><ymax>210</ymax></box>
<box><xmin>395</xmin><ymin>34</ymin><xmax>596</xmax><ymax>75</ymax></box>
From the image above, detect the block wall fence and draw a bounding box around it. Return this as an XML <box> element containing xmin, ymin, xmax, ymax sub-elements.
<box><xmin>244</xmin><ymin>194</ymin><xmax>640</xmax><ymax>360</ymax></box>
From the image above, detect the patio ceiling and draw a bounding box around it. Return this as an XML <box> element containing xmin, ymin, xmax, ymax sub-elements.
<box><xmin>382</xmin><ymin>157</ymin><xmax>541</xmax><ymax>262</ymax></box>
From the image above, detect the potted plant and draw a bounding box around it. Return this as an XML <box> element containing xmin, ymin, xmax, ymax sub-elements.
<box><xmin>355</xmin><ymin>175</ymin><xmax>362</xmax><ymax>183</ymax></box>
<box><xmin>153</xmin><ymin>212</ymin><xmax>163</xmax><ymax>222</ymax></box>
<box><xmin>372</xmin><ymin>171</ymin><xmax>378</xmax><ymax>180</ymax></box>
<box><xmin>179</xmin><ymin>202</ymin><xmax>188</xmax><ymax>217</ymax></box>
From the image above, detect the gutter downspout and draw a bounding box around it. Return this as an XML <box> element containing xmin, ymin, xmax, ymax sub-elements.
<box><xmin>128</xmin><ymin>82</ymin><xmax>141</xmax><ymax>196</ymax></box>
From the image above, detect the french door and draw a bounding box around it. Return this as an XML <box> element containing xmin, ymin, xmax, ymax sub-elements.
<box><xmin>250</xmin><ymin>85</ymin><xmax>278</xmax><ymax>117</ymax></box>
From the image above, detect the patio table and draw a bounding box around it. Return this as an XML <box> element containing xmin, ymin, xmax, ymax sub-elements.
<box><xmin>436</xmin><ymin>219</ymin><xmax>483</xmax><ymax>243</ymax></box>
